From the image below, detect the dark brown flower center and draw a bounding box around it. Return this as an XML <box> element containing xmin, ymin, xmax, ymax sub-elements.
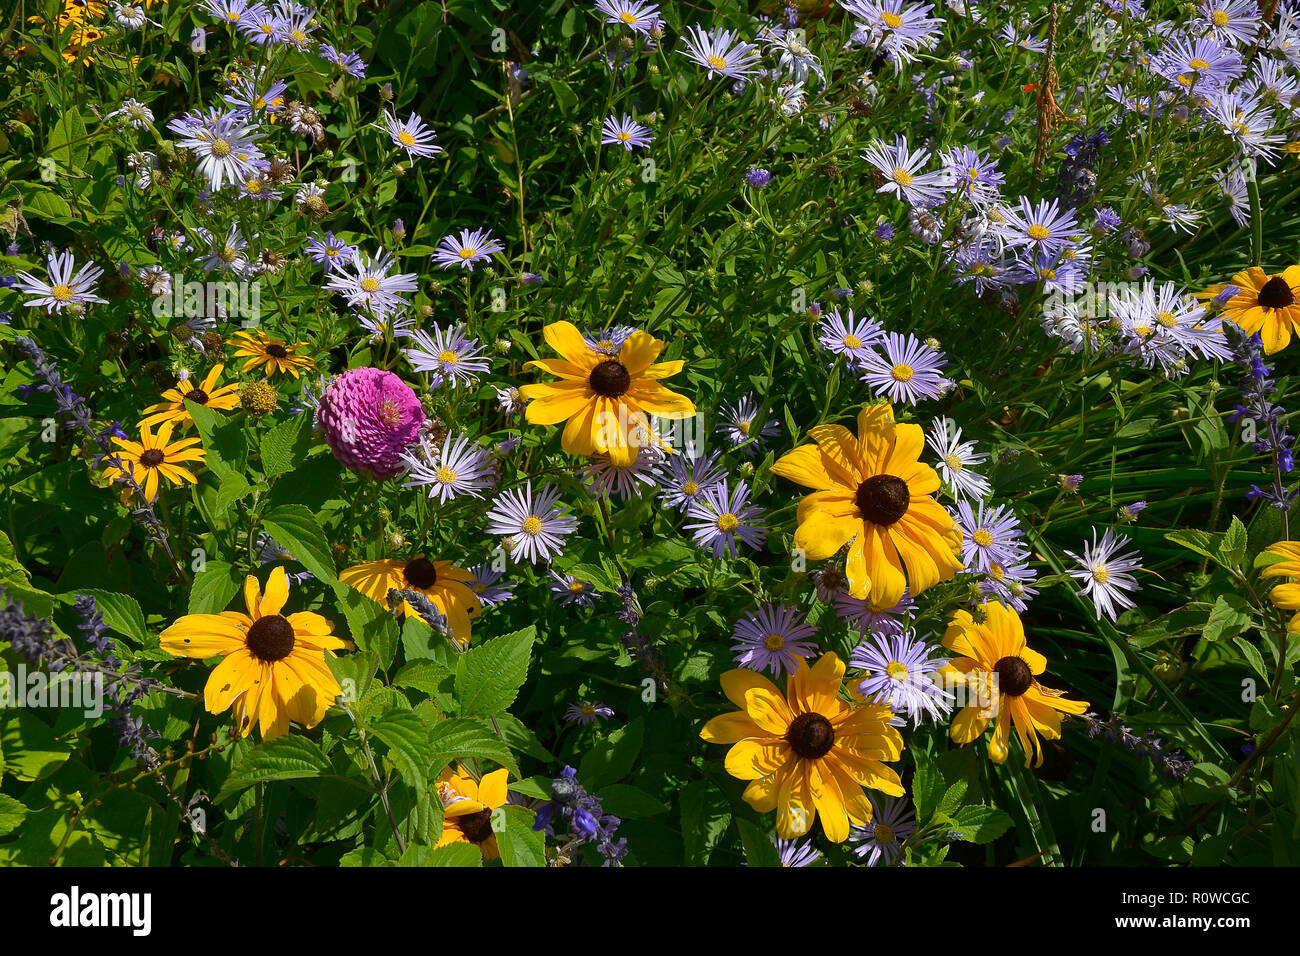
<box><xmin>855</xmin><ymin>475</ymin><xmax>910</xmax><ymax>525</ymax></box>
<box><xmin>785</xmin><ymin>712</ymin><xmax>836</xmax><ymax>760</ymax></box>
<box><xmin>458</xmin><ymin>809</ymin><xmax>495</xmax><ymax>844</ymax></box>
<box><xmin>186</xmin><ymin>388</ymin><xmax>210</xmax><ymax>406</ymax></box>
<box><xmin>1259</xmin><ymin>275</ymin><xmax>1297</xmax><ymax>309</ymax></box>
<box><xmin>265</xmin><ymin>344</ymin><xmax>289</xmax><ymax>358</ymax></box>
<box><xmin>403</xmin><ymin>557</ymin><xmax>438</xmax><ymax>589</ymax></box>
<box><xmin>139</xmin><ymin>448</ymin><xmax>166</xmax><ymax>468</ymax></box>
<box><xmin>993</xmin><ymin>656</ymin><xmax>1034</xmax><ymax>697</ymax></box>
<box><xmin>245</xmin><ymin>614</ymin><xmax>296</xmax><ymax>663</ymax></box>
<box><xmin>588</xmin><ymin>360</ymin><xmax>631</xmax><ymax>398</ymax></box>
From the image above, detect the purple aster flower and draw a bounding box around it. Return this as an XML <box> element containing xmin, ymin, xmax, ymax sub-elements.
<box><xmin>594</xmin><ymin>0</ymin><xmax>661</xmax><ymax>34</ymax></box>
<box><xmin>776</xmin><ymin>837</ymin><xmax>821</xmax><ymax>867</ymax></box>
<box><xmin>679</xmin><ymin>24</ymin><xmax>762</xmax><ymax>80</ymax></box>
<box><xmin>166</xmin><ymin>108</ymin><xmax>266</xmax><ymax>191</ymax></box>
<box><xmin>953</xmin><ymin>499</ymin><xmax>1025</xmax><ymax>574</ymax></box>
<box><xmin>996</xmin><ymin>197</ymin><xmax>1085</xmax><ymax>258</ymax></box>
<box><xmin>684</xmin><ymin>479</ymin><xmax>766</xmax><ymax>557</ymax></box>
<box><xmin>940</xmin><ymin>146</ymin><xmax>1004</xmax><ymax>207</ymax></box>
<box><xmin>817</xmin><ymin>308</ymin><xmax>885</xmax><ymax>366</ymax></box>
<box><xmin>467</xmin><ymin>563</ymin><xmax>515</xmax><ymax>606</ymax></box>
<box><xmin>979</xmin><ymin>558</ymin><xmax>1039</xmax><ymax>613</ymax></box>
<box><xmin>834</xmin><ymin>589</ymin><xmax>915</xmax><ymax>637</ymax></box>
<box><xmin>730</xmin><ymin>603</ymin><xmax>819</xmax><ymax>677</ymax></box>
<box><xmin>858</xmin><ymin>332</ymin><xmax>952</xmax><ymax>404</ymax></box>
<box><xmin>550</xmin><ymin>571</ymin><xmax>601</xmax><ymax>608</ymax></box>
<box><xmin>1094</xmin><ymin>206</ymin><xmax>1121</xmax><ymax>232</ymax></box>
<box><xmin>716</xmin><ymin>394</ymin><xmax>780</xmax><ymax>455</ymax></box>
<box><xmin>323</xmin><ymin>247</ymin><xmax>418</xmax><ymax>318</ymax></box>
<box><xmin>13</xmin><ymin>250</ymin><xmax>106</xmax><ymax>315</ymax></box>
<box><xmin>601</xmin><ymin>114</ymin><xmax>654</xmax><ymax>151</ymax></box>
<box><xmin>655</xmin><ymin>449</ymin><xmax>726</xmax><ymax>509</ymax></box>
<box><xmin>403</xmin><ymin>323</ymin><xmax>491</xmax><ymax>388</ymax></box>
<box><xmin>564</xmin><ymin>701</ymin><xmax>616</xmax><ymax>724</ymax></box>
<box><xmin>861</xmin><ymin>134</ymin><xmax>952</xmax><ymax>208</ymax></box>
<box><xmin>581</xmin><ymin>450</ymin><xmax>659</xmax><ymax>500</ymax></box>
<box><xmin>874</xmin><ymin>221</ymin><xmax>896</xmax><ymax>240</ymax></box>
<box><xmin>583</xmin><ymin>325</ymin><xmax>638</xmax><ymax>356</ymax></box>
<box><xmin>382</xmin><ymin>111</ymin><xmax>443</xmax><ymax>160</ymax></box>
<box><xmin>849</xmin><ymin>795</ymin><xmax>916</xmax><ymax>866</ymax></box>
<box><xmin>485</xmin><ymin>482</ymin><xmax>579</xmax><ymax>564</ymax></box>
<box><xmin>431</xmin><ymin>227</ymin><xmax>505</xmax><ymax>271</ymax></box>
<box><xmin>745</xmin><ymin>166</ymin><xmax>774</xmax><ymax>188</ymax></box>
<box><xmin>849</xmin><ymin>630</ymin><xmax>952</xmax><ymax>725</ymax></box>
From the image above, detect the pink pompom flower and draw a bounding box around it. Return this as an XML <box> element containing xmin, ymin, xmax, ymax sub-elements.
<box><xmin>316</xmin><ymin>366</ymin><xmax>425</xmax><ymax>479</ymax></box>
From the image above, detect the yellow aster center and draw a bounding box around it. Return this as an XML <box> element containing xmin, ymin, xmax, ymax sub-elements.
<box><xmin>581</xmin><ymin>703</ymin><xmax>597</xmax><ymax>714</ymax></box>
<box><xmin>226</xmin><ymin>10</ymin><xmax>240</xmax><ymax>18</ymax></box>
<box><xmin>881</xmin><ymin>11</ymin><xmax>902</xmax><ymax>28</ymax></box>
<box><xmin>359</xmin><ymin>277</ymin><xmax>380</xmax><ymax>292</ymax></box>
<box><xmin>521</xmin><ymin>515</ymin><xmax>543</xmax><ymax>536</ymax></box>
<box><xmin>290</xmin><ymin>28</ymin><xmax>307</xmax><ymax>43</ymax></box>
<box><xmin>325</xmin><ymin>246</ymin><xmax>338</xmax><ymax>256</ymax></box>
<box><xmin>1211</xmin><ymin>9</ymin><xmax>1228</xmax><ymax>26</ymax></box>
<box><xmin>891</xmin><ymin>363</ymin><xmax>914</xmax><ymax>382</ymax></box>
<box><xmin>716</xmin><ymin>513</ymin><xmax>739</xmax><ymax>532</ymax></box>
<box><xmin>1232</xmin><ymin>119</ymin><xmax>1250</xmax><ymax>136</ymax></box>
<box><xmin>260</xmin><ymin>23</ymin><xmax>274</xmax><ymax>33</ymax></box>
<box><xmin>764</xmin><ymin>633</ymin><xmax>785</xmax><ymax>651</ymax></box>
<box><xmin>51</xmin><ymin>284</ymin><xmax>75</xmax><ymax>302</ymax></box>
<box><xmin>707</xmin><ymin>54</ymin><xmax>728</xmax><ymax>70</ymax></box>
<box><xmin>738</xmin><ymin>420</ymin><xmax>752</xmax><ymax>436</ymax></box>
<box><xmin>253</xmin><ymin>97</ymin><xmax>267</xmax><ymax>109</ymax></box>
<box><xmin>1039</xmin><ymin>268</ymin><xmax>1056</xmax><ymax>279</ymax></box>
<box><xmin>1189</xmin><ymin>58</ymin><xmax>1210</xmax><ymax>70</ymax></box>
<box><xmin>1027</xmin><ymin>224</ymin><xmax>1050</xmax><ymax>240</ymax></box>
<box><xmin>398</xmin><ymin>130</ymin><xmax>416</xmax><ymax>146</ymax></box>
<box><xmin>245</xmin><ymin>179</ymin><xmax>263</xmax><ymax>193</ymax></box>
<box><xmin>1135</xmin><ymin>324</ymin><xmax>1153</xmax><ymax>336</ymax></box>
<box><xmin>990</xmin><ymin>563</ymin><xmax>1006</xmax><ymax>581</ymax></box>
<box><xmin>972</xmin><ymin>528</ymin><xmax>994</xmax><ymax>547</ymax></box>
<box><xmin>617</xmin><ymin>131</ymin><xmax>631</xmax><ymax>141</ymax></box>
<box><xmin>220</xmin><ymin>246</ymin><xmax>237</xmax><ymax>263</ymax></box>
<box><xmin>682</xmin><ymin>480</ymin><xmax>700</xmax><ymax>495</ymax></box>
<box><xmin>210</xmin><ymin>138</ymin><xmax>232</xmax><ymax>157</ymax></box>
<box><xmin>988</xmin><ymin>209</ymin><xmax>1007</xmax><ymax>224</ymax></box>
<box><xmin>1156</xmin><ymin>310</ymin><xmax>1177</xmax><ymax>328</ymax></box>
<box><xmin>569</xmin><ymin>580</ymin><xmax>585</xmax><ymax>593</ymax></box>
<box><xmin>620</xmin><ymin>10</ymin><xmax>637</xmax><ymax>23</ymax></box>
<box><xmin>892</xmin><ymin>167</ymin><xmax>914</xmax><ymax>186</ymax></box>
<box><xmin>459</xmin><ymin>247</ymin><xmax>477</xmax><ymax>259</ymax></box>
<box><xmin>436</xmin><ymin>466</ymin><xmax>457</xmax><ymax>484</ymax></box>
<box><xmin>944</xmin><ymin>452</ymin><xmax>963</xmax><ymax>472</ymax></box>
<box><xmin>885</xmin><ymin>661</ymin><xmax>909</xmax><ymax>681</ymax></box>
<box><xmin>874</xmin><ymin>823</ymin><xmax>896</xmax><ymax>844</ymax></box>
<box><xmin>439</xmin><ymin>350</ymin><xmax>460</xmax><ymax>364</ymax></box>
<box><xmin>843</xmin><ymin>334</ymin><xmax>863</xmax><ymax>349</ymax></box>
<box><xmin>1091</xmin><ymin>563</ymin><xmax>1111</xmax><ymax>583</ymax></box>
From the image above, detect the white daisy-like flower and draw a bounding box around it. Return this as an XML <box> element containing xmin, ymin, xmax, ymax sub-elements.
<box><xmin>165</xmin><ymin>109</ymin><xmax>266</xmax><ymax>191</ymax></box>
<box><xmin>861</xmin><ymin>135</ymin><xmax>952</xmax><ymax>208</ymax></box>
<box><xmin>106</xmin><ymin>98</ymin><xmax>154</xmax><ymax>128</ymax></box>
<box><xmin>14</xmin><ymin>250</ymin><xmax>106</xmax><ymax>315</ymax></box>
<box><xmin>400</xmin><ymin>431</ymin><xmax>495</xmax><ymax>503</ymax></box>
<box><xmin>679</xmin><ymin>24</ymin><xmax>762</xmax><ymax>80</ymax></box>
<box><xmin>323</xmin><ymin>247</ymin><xmax>419</xmax><ymax>318</ymax></box>
<box><xmin>1063</xmin><ymin>528</ymin><xmax>1143</xmax><ymax>622</ymax></box>
<box><xmin>927</xmin><ymin>416</ymin><xmax>991</xmax><ymax>501</ymax></box>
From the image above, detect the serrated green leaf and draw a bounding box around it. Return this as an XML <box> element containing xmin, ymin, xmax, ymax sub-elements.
<box><xmin>577</xmin><ymin>717</ymin><xmax>644</xmax><ymax>792</ymax></box>
<box><xmin>260</xmin><ymin>413</ymin><xmax>316</xmax><ymax>479</ymax></box>
<box><xmin>215</xmin><ymin>736</ymin><xmax>333</xmax><ymax>803</ymax></box>
<box><xmin>426</xmin><ymin>717</ymin><xmax>518</xmax><ymax>777</ymax></box>
<box><xmin>951</xmin><ymin>805</ymin><xmax>1013</xmax><ymax>844</ymax></box>
<box><xmin>188</xmin><ymin>560</ymin><xmax>244</xmax><ymax>614</ymax></box>
<box><xmin>262</xmin><ymin>503</ymin><xmax>337</xmax><ymax>583</ymax></box>
<box><xmin>454</xmin><ymin>626</ymin><xmax>536</xmax><ymax>717</ymax></box>
<box><xmin>495</xmin><ymin>805</ymin><xmax>546</xmax><ymax>867</ymax></box>
<box><xmin>370</xmin><ymin>709</ymin><xmax>430</xmax><ymax>795</ymax></box>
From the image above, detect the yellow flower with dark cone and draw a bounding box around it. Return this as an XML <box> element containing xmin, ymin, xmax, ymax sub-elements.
<box><xmin>940</xmin><ymin>602</ymin><xmax>1089</xmax><ymax>768</ymax></box>
<box><xmin>229</xmin><ymin>328</ymin><xmax>317</xmax><ymax>378</ymax></box>
<box><xmin>159</xmin><ymin>567</ymin><xmax>346</xmax><ymax>740</ymax></box>
<box><xmin>101</xmin><ymin>420</ymin><xmax>206</xmax><ymax>503</ymax></box>
<box><xmin>139</xmin><ymin>364</ymin><xmax>241</xmax><ymax>430</ymax></box>
<box><xmin>700</xmin><ymin>652</ymin><xmax>904</xmax><ymax>843</ymax></box>
<box><xmin>339</xmin><ymin>556</ymin><xmax>482</xmax><ymax>648</ymax></box>
<box><xmin>519</xmin><ymin>321</ymin><xmax>695</xmax><ymax>466</ymax></box>
<box><xmin>770</xmin><ymin>403</ymin><xmax>963</xmax><ymax>609</ymax></box>
<box><xmin>1260</xmin><ymin>541</ymin><xmax>1300</xmax><ymax>630</ymax></box>
<box><xmin>436</xmin><ymin>765</ymin><xmax>510</xmax><ymax>860</ymax></box>
<box><xmin>1199</xmin><ymin>265</ymin><xmax>1300</xmax><ymax>353</ymax></box>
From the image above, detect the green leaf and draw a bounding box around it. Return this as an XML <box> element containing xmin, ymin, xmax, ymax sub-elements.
<box><xmin>187</xmin><ymin>400</ymin><xmax>247</xmax><ymax>480</ymax></box>
<box><xmin>1203</xmin><ymin>594</ymin><xmax>1252</xmax><ymax>643</ymax></box>
<box><xmin>407</xmin><ymin>842</ymin><xmax>482</xmax><ymax>867</ymax></box>
<box><xmin>495</xmin><ymin>805</ymin><xmax>546</xmax><ymax>867</ymax></box>
<box><xmin>680</xmin><ymin>780</ymin><xmax>731</xmax><ymax>866</ymax></box>
<box><xmin>912</xmin><ymin>754</ymin><xmax>945</xmax><ymax>820</ymax></box>
<box><xmin>63</xmin><ymin>589</ymin><xmax>147</xmax><ymax>644</ymax></box>
<box><xmin>454</xmin><ymin>626</ymin><xmax>536</xmax><ymax>717</ymax></box>
<box><xmin>262</xmin><ymin>504</ymin><xmax>337</xmax><ymax>583</ymax></box>
<box><xmin>577</xmin><ymin>716</ymin><xmax>644</xmax><ymax>791</ymax></box>
<box><xmin>188</xmin><ymin>560</ymin><xmax>244</xmax><ymax>614</ymax></box>
<box><xmin>215</xmin><ymin>736</ymin><xmax>334</xmax><ymax>803</ymax></box>
<box><xmin>1184</xmin><ymin>762</ymin><xmax>1233</xmax><ymax>805</ymax></box>
<box><xmin>47</xmin><ymin>107</ymin><xmax>88</xmax><ymax>171</ymax></box>
<box><xmin>1219</xmin><ymin>516</ymin><xmax>1248</xmax><ymax>569</ymax></box>
<box><xmin>426</xmin><ymin>717</ymin><xmax>519</xmax><ymax>777</ymax></box>
<box><xmin>1234</xmin><ymin>635</ymin><xmax>1269</xmax><ymax>679</ymax></box>
<box><xmin>0</xmin><ymin>794</ymin><xmax>29</xmax><ymax>837</ymax></box>
<box><xmin>0</xmin><ymin>710</ymin><xmax>74</xmax><ymax>782</ymax></box>
<box><xmin>370</xmin><ymin>709</ymin><xmax>431</xmax><ymax>794</ymax></box>
<box><xmin>938</xmin><ymin>778</ymin><xmax>969</xmax><ymax>816</ymax></box>
<box><xmin>736</xmin><ymin>817</ymin><xmax>782</xmax><ymax>867</ymax></box>
<box><xmin>951</xmin><ymin>805</ymin><xmax>1014</xmax><ymax>844</ymax></box>
<box><xmin>596</xmin><ymin>784</ymin><xmax>668</xmax><ymax>820</ymax></box>
<box><xmin>1165</xmin><ymin>528</ymin><xmax>1225</xmax><ymax>563</ymax></box>
<box><xmin>260</xmin><ymin>414</ymin><xmax>316</xmax><ymax>479</ymax></box>
<box><xmin>393</xmin><ymin>659</ymin><xmax>455</xmax><ymax>697</ymax></box>
<box><xmin>335</xmin><ymin>584</ymin><xmax>399</xmax><ymax>667</ymax></box>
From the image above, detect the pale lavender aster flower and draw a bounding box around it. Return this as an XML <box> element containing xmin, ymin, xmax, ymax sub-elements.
<box><xmin>601</xmin><ymin>114</ymin><xmax>654</xmax><ymax>151</ymax></box>
<box><xmin>655</xmin><ymin>450</ymin><xmax>726</xmax><ymax>509</ymax></box>
<box><xmin>730</xmin><ymin>602</ymin><xmax>818</xmax><ymax>677</ymax></box>
<box><xmin>1063</xmin><ymin>528</ymin><xmax>1142</xmax><ymax>621</ymax></box>
<box><xmin>679</xmin><ymin>24</ymin><xmax>762</xmax><ymax>80</ymax></box>
<box><xmin>400</xmin><ymin>431</ymin><xmax>495</xmax><ymax>502</ymax></box>
<box><xmin>486</xmin><ymin>482</ymin><xmax>580</xmax><ymax>564</ymax></box>
<box><xmin>858</xmin><ymin>332</ymin><xmax>952</xmax><ymax>404</ymax></box>
<box><xmin>403</xmin><ymin>324</ymin><xmax>491</xmax><ymax>388</ymax></box>
<box><xmin>817</xmin><ymin>308</ymin><xmax>885</xmax><ymax>366</ymax></box>
<box><xmin>716</xmin><ymin>395</ymin><xmax>780</xmax><ymax>455</ymax></box>
<box><xmin>381</xmin><ymin>111</ymin><xmax>443</xmax><ymax>160</ymax></box>
<box><xmin>564</xmin><ymin>701</ymin><xmax>615</xmax><ymax>724</ymax></box>
<box><xmin>14</xmin><ymin>250</ymin><xmax>106</xmax><ymax>314</ymax></box>
<box><xmin>684</xmin><ymin>479</ymin><xmax>767</xmax><ymax>557</ymax></box>
<box><xmin>850</xmin><ymin>630</ymin><xmax>952</xmax><ymax>725</ymax></box>
<box><xmin>550</xmin><ymin>572</ymin><xmax>601</xmax><ymax>608</ymax></box>
<box><xmin>467</xmin><ymin>563</ymin><xmax>515</xmax><ymax>606</ymax></box>
<box><xmin>849</xmin><ymin>795</ymin><xmax>916</xmax><ymax>865</ymax></box>
<box><xmin>431</xmin><ymin>227</ymin><xmax>505</xmax><ymax>271</ymax></box>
